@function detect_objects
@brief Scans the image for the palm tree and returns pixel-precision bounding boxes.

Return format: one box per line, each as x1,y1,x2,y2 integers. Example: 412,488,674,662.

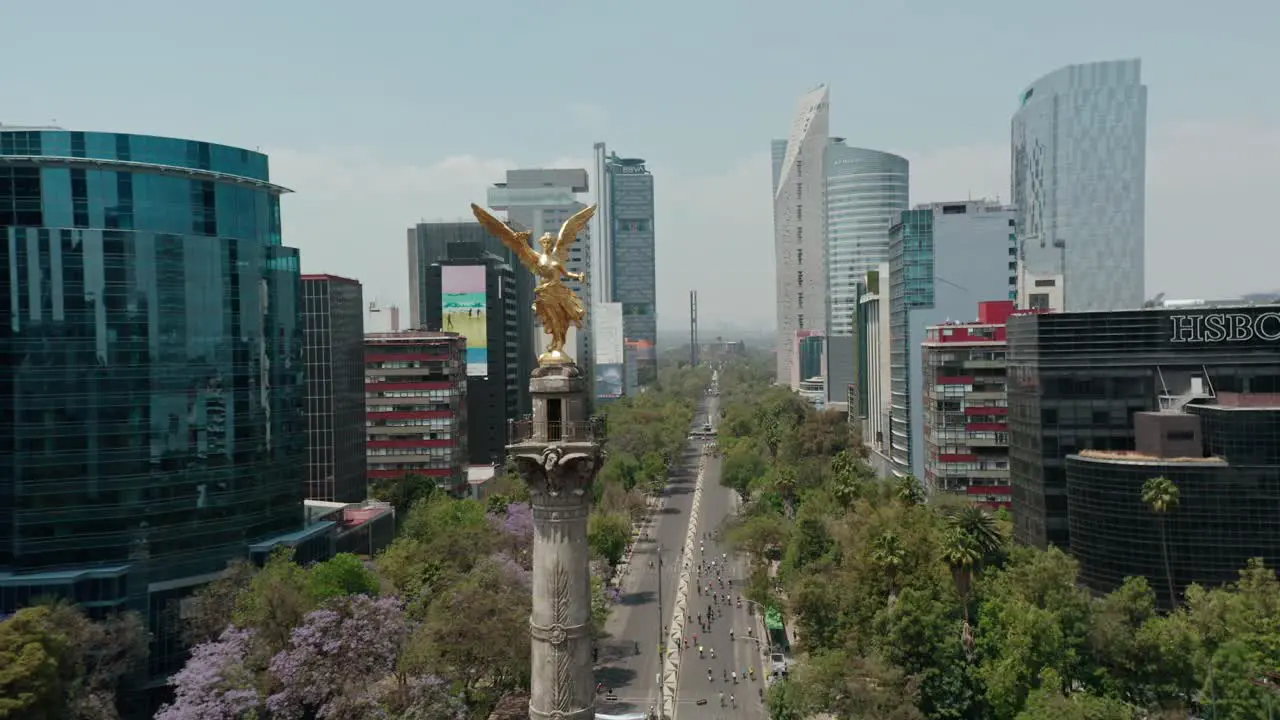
773,466,799,517
1142,476,1181,608
895,475,925,506
870,531,906,604
944,506,1002,561
941,528,982,655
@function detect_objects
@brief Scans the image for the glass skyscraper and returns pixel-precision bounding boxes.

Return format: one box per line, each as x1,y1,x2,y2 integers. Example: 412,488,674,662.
888,201,1017,477
825,140,908,404
594,145,657,384
1011,59,1147,312
0,129,309,679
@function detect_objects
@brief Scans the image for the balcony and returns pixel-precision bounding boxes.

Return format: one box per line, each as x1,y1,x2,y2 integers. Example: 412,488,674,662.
509,417,607,444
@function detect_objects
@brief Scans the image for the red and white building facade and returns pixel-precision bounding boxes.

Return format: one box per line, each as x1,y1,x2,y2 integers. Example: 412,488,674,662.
921,300,1016,509
364,331,468,493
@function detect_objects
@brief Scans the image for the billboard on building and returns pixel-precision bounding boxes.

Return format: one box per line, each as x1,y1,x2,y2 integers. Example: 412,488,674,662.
596,364,624,399
441,265,487,376
594,302,625,366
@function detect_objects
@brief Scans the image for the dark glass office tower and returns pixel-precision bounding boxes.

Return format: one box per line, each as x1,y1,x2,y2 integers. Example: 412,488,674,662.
419,246,520,467
1006,305,1280,549
302,274,367,503
0,129,308,683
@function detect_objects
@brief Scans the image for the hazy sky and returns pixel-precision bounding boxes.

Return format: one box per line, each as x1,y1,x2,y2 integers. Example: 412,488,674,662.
3,1,1277,331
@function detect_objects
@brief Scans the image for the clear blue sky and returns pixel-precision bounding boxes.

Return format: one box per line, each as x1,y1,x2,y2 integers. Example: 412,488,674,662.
3,0,1277,329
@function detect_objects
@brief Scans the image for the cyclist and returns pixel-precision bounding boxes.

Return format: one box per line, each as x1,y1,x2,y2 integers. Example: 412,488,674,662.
729,628,735,641
749,666,756,681
710,647,716,660
718,691,725,707
731,670,738,684
730,694,736,708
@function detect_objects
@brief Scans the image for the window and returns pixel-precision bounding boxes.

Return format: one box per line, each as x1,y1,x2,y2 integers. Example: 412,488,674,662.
796,205,802,221
798,293,804,307
797,271,804,285
797,248,803,263
1029,293,1051,310
1034,279,1056,288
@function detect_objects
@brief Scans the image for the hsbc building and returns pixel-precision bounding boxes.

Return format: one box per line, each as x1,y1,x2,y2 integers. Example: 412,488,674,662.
1004,304,1280,549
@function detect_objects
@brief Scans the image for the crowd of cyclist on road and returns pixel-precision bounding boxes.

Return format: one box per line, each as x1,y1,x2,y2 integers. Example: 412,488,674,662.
678,531,764,709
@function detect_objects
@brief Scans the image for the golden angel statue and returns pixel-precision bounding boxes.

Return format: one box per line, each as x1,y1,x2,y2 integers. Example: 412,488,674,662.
470,202,596,367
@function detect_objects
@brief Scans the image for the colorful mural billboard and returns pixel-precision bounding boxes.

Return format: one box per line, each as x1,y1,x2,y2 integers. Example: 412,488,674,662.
441,265,487,376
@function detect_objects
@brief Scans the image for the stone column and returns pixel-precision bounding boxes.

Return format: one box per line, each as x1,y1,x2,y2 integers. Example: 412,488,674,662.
509,365,603,720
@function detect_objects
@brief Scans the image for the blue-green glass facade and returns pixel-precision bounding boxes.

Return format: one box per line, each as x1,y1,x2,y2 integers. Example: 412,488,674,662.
797,335,825,382
0,130,306,678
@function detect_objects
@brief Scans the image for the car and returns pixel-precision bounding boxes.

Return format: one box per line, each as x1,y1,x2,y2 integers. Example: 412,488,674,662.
702,423,712,433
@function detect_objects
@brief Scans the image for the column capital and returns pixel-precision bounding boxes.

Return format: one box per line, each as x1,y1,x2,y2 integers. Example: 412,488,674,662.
512,445,601,503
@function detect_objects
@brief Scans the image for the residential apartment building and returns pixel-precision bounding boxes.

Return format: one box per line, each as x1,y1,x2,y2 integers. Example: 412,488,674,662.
771,85,830,387
594,144,657,383
1012,59,1147,312
888,201,1016,477
302,274,367,503
364,331,468,493
921,300,1016,508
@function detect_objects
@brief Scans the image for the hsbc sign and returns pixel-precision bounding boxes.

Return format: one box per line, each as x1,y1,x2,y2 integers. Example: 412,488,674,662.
1169,312,1280,344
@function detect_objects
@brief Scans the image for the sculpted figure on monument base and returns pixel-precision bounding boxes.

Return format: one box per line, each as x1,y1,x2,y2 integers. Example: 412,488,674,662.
512,445,598,501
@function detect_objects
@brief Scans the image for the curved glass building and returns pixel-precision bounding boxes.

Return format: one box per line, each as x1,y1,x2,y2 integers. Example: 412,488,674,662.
0,129,307,675
1011,59,1147,312
825,140,909,336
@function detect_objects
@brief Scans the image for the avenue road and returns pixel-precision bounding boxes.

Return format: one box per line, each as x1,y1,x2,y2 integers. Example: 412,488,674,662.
672,441,768,719
595,393,716,719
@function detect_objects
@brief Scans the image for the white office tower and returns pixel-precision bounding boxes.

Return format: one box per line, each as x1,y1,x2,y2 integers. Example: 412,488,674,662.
1012,59,1147,312
772,84,830,387
488,169,594,391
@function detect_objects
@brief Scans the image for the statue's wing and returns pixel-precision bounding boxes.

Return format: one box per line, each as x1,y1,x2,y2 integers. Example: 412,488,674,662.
470,203,537,270
553,204,596,262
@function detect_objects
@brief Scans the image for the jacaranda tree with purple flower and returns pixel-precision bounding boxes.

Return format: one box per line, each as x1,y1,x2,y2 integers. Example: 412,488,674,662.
266,594,408,719
490,501,533,570
155,626,262,720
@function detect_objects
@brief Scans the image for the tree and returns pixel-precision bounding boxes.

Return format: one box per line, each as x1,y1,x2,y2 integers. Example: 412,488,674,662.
156,626,262,720
0,606,76,720
307,552,381,602
491,502,534,569
1141,476,1181,608
369,472,438,514
231,548,316,656
266,595,408,719
417,555,532,704
1017,669,1136,720
895,475,925,506
588,511,631,568
0,603,148,720
871,531,907,603
182,559,257,646
45,603,149,719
